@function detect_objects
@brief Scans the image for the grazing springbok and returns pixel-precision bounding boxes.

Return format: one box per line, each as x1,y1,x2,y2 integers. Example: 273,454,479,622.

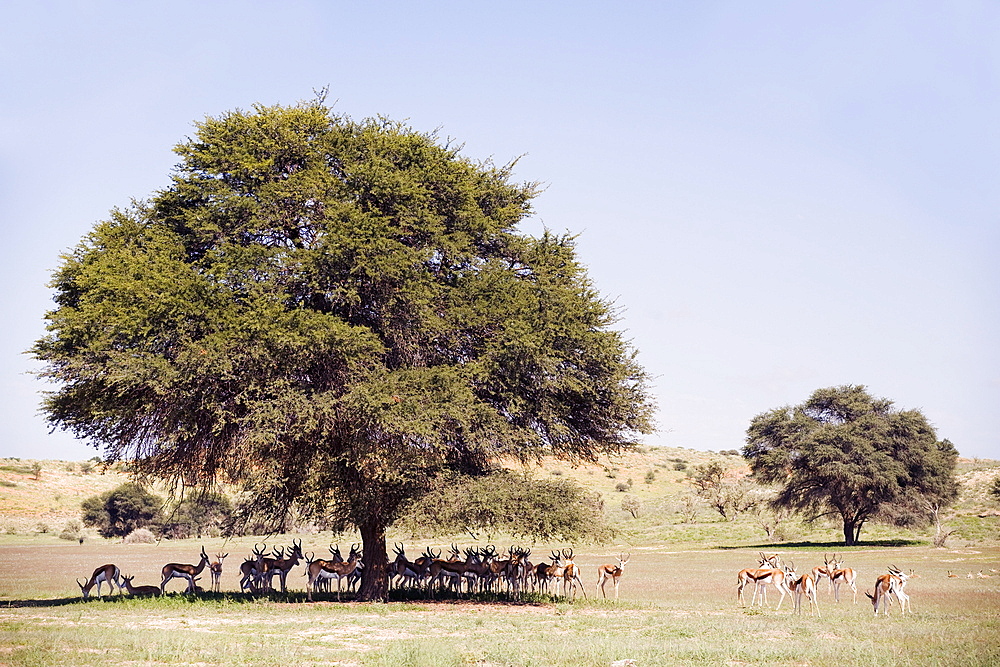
596,553,630,600
160,546,210,594
867,566,912,616
77,564,123,599
209,552,228,593
122,574,162,597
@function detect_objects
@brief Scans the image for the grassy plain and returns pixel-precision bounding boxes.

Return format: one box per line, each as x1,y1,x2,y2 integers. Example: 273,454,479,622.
1,452,999,666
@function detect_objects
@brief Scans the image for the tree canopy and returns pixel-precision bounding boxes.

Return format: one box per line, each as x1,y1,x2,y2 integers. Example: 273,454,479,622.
743,385,958,545
33,98,654,599
80,483,163,538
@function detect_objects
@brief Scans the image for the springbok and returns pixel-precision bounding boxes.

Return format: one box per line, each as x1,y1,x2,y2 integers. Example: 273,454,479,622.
596,553,630,600
160,546,210,594
209,552,228,593
77,564,123,599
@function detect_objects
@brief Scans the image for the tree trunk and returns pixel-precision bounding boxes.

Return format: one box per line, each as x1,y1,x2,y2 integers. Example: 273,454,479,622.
842,519,862,546
356,520,390,601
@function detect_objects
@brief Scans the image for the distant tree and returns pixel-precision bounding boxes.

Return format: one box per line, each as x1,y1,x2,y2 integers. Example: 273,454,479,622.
744,385,958,545
80,483,163,538
33,98,653,599
31,462,42,480
621,494,641,519
159,491,233,539
59,518,85,541
990,476,1000,503
689,461,757,520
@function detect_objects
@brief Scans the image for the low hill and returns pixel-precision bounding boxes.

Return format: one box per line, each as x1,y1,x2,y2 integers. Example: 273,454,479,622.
1,447,998,546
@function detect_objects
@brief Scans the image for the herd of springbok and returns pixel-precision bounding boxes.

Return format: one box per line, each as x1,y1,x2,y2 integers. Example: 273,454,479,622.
76,546,916,614
76,542,632,603
736,552,915,616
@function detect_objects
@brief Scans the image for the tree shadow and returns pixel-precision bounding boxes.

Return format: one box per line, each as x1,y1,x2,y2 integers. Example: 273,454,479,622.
715,539,927,550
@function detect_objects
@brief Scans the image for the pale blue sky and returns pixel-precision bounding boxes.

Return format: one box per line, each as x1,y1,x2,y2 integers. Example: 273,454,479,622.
1,1,997,460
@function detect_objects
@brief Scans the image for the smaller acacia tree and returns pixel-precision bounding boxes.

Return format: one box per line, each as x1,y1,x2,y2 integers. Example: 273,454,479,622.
398,471,611,543
744,385,958,545
689,461,757,521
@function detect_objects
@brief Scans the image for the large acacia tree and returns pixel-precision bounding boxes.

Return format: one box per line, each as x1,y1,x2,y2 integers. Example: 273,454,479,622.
33,99,654,599
744,385,957,545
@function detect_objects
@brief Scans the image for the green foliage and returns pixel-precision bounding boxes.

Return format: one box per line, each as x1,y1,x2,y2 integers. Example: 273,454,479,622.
80,483,164,538
744,385,959,545
33,97,653,598
59,518,85,541
398,471,611,542
991,475,1000,503
159,491,233,539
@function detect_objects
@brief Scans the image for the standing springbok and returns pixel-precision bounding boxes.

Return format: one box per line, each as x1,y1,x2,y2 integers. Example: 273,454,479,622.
828,554,858,604
160,546,210,594
209,552,228,593
786,562,820,616
596,553,630,600
867,566,912,616
77,564,123,599
561,548,587,599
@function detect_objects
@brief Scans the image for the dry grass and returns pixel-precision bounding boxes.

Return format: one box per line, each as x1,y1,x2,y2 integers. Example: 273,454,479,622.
1,539,998,666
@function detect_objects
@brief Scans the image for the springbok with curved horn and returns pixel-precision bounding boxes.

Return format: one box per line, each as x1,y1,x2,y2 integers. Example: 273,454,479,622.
829,553,858,604
867,565,912,616
160,546,210,594
561,548,587,599
596,553,630,600
786,561,820,616
77,564,123,599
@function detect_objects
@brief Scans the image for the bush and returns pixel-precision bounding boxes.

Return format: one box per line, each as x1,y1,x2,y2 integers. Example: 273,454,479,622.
621,495,642,518
644,470,656,483
673,462,687,471
615,481,630,492
124,527,157,544
398,471,612,543
35,522,50,534
59,518,85,541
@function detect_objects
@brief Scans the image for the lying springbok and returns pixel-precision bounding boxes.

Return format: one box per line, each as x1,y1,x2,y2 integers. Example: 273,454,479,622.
122,574,161,597
77,563,123,599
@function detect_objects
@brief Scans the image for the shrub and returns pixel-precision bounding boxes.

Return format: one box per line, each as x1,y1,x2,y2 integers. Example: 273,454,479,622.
621,495,642,518
673,462,687,471
59,518,84,541
615,481,630,492
124,527,157,544
644,470,656,483
35,522,50,534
